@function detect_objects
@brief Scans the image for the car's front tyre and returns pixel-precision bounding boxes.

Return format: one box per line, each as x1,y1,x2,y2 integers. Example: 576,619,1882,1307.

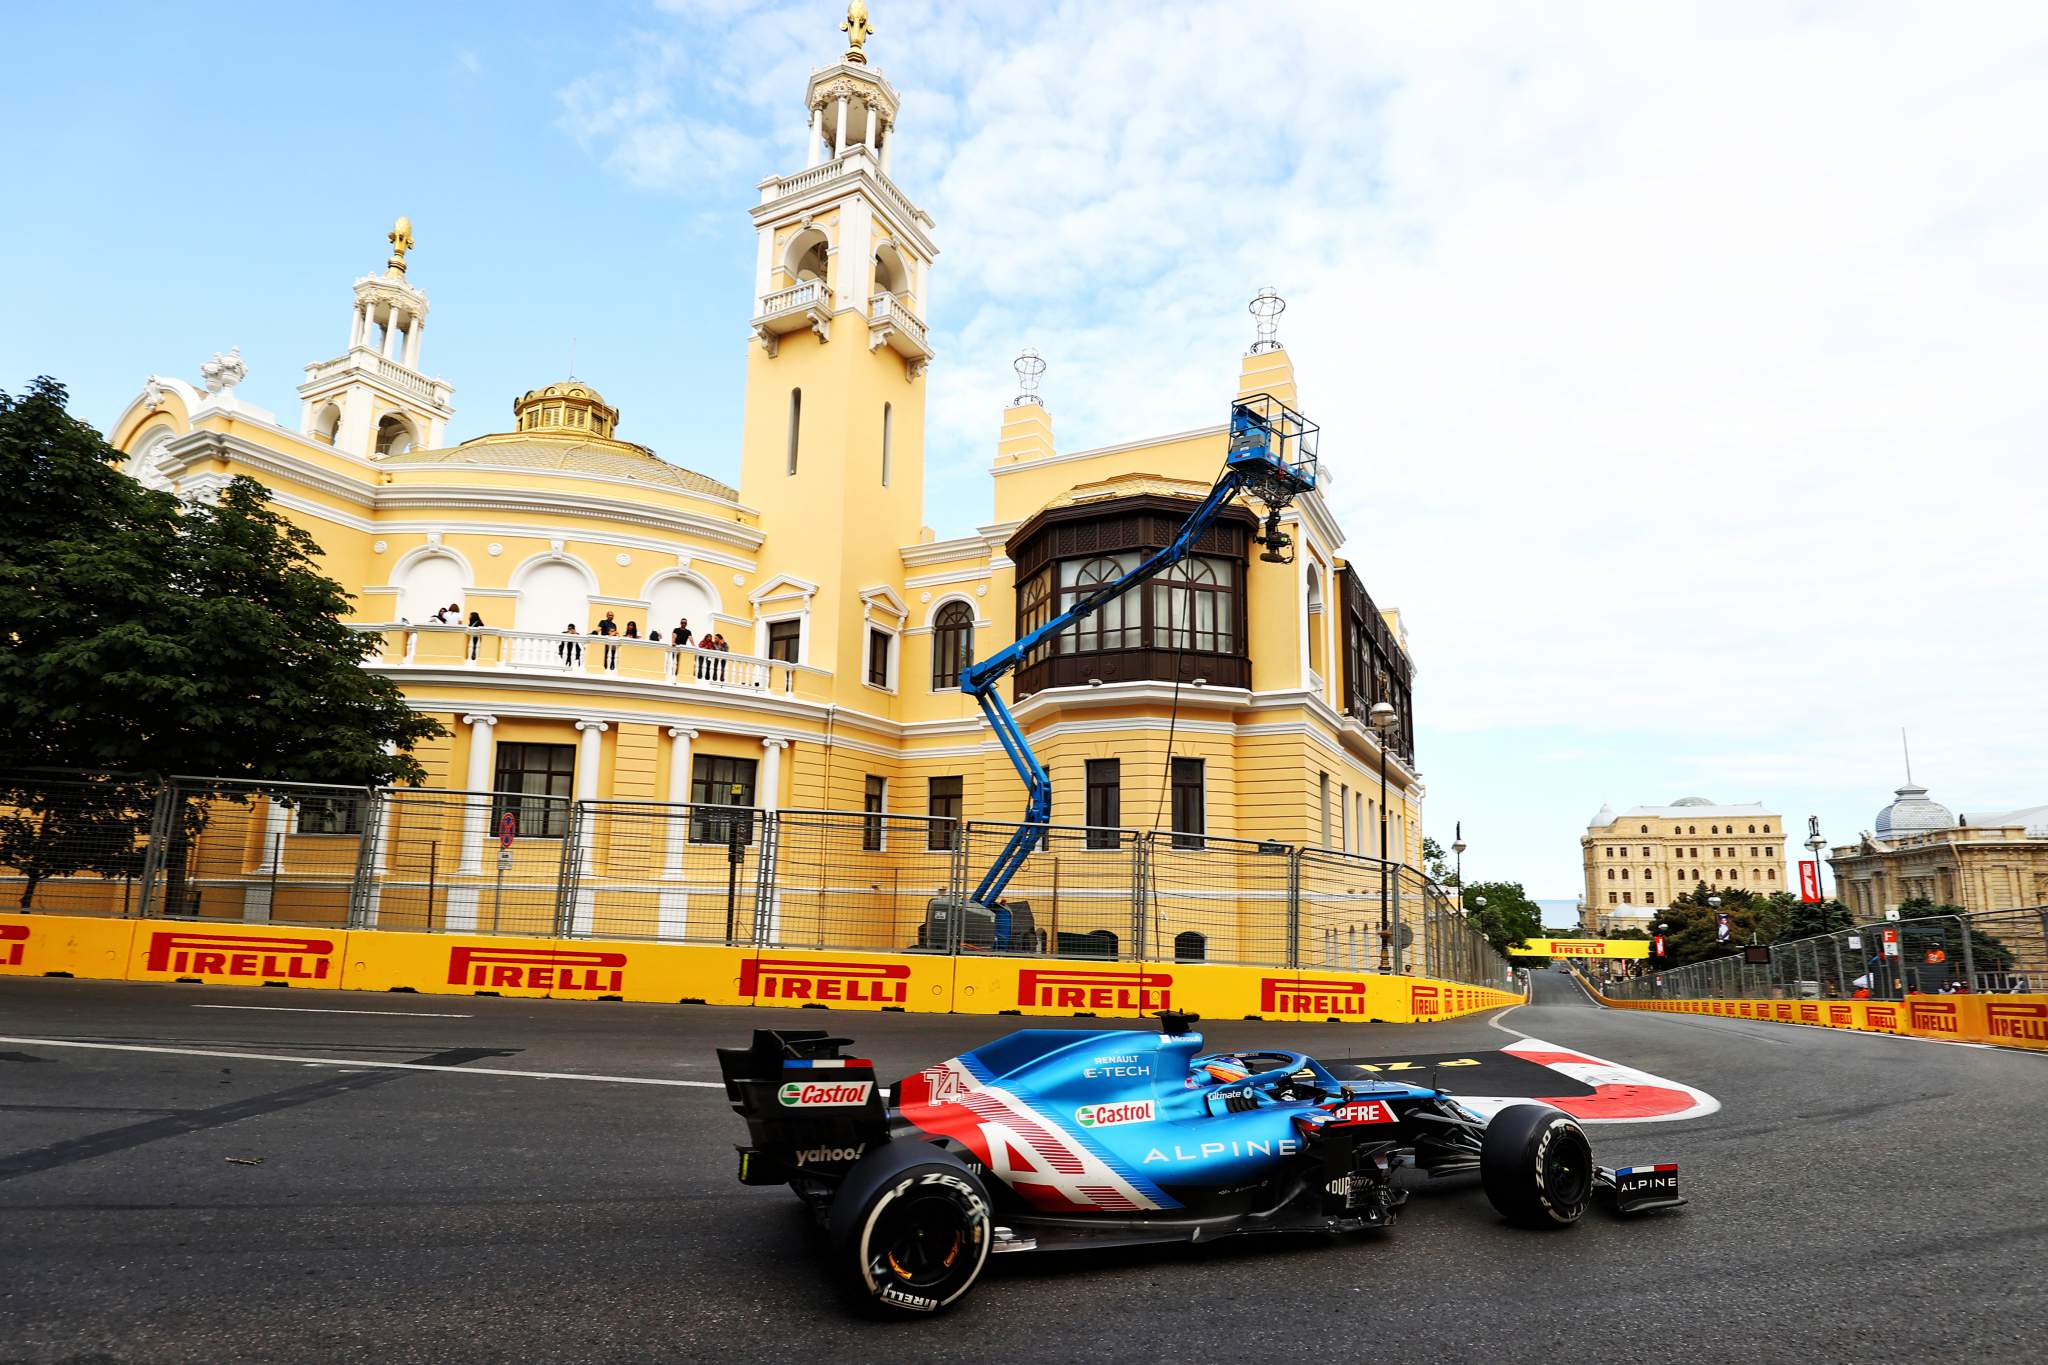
826,1139,992,1318
1480,1103,1592,1229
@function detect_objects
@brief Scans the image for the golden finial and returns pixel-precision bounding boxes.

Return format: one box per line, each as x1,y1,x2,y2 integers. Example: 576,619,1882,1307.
386,215,415,277
841,1,874,63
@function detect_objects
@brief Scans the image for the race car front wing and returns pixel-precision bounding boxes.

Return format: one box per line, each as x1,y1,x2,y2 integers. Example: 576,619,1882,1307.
1595,1163,1687,1216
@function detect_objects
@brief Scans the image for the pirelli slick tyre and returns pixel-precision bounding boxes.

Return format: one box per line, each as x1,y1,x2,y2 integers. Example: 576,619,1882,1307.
827,1139,992,1318
1480,1104,1592,1230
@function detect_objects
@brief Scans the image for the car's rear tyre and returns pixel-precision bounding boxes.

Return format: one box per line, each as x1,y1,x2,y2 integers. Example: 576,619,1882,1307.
826,1139,992,1318
1480,1103,1592,1229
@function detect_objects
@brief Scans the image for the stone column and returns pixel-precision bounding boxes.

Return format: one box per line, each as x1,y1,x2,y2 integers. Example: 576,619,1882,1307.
658,727,700,939
834,94,848,157
445,714,496,932
808,102,825,167
383,309,404,360
879,121,891,173
351,302,369,349
569,720,609,934
758,737,789,944
243,797,294,923
404,313,424,368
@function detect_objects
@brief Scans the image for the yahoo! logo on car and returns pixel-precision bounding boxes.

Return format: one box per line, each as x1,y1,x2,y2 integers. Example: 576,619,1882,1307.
1074,1099,1154,1128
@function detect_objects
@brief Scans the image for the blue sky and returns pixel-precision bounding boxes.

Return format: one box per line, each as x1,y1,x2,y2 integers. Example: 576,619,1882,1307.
6,2,2046,899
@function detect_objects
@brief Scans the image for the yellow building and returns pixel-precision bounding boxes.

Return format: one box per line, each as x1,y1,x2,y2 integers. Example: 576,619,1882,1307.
98,15,1426,952
1829,781,2048,917
1581,797,1787,931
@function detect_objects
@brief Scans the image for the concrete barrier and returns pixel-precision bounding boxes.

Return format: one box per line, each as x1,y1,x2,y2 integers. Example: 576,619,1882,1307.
1571,966,2048,1051
0,912,1521,1023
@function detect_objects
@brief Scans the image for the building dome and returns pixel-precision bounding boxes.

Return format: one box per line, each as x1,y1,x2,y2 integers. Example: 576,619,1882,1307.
513,381,620,440
1670,796,1713,807
1588,802,1616,828
1875,783,1955,839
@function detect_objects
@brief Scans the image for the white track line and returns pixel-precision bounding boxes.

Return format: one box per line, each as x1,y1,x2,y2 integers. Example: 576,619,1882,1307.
0,1036,725,1088
193,1005,472,1018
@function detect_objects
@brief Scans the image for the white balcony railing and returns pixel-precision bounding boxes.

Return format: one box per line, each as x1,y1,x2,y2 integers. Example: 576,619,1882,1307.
353,624,829,699
757,278,832,319
869,292,928,350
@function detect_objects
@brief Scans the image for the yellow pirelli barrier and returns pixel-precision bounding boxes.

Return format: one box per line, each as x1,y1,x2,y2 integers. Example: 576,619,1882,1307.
950,955,1521,1023
1,912,1521,1024
1573,966,2048,1051
0,914,135,981
126,920,347,989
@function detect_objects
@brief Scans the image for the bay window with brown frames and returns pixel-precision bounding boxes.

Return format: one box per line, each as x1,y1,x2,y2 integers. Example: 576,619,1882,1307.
1006,493,1255,696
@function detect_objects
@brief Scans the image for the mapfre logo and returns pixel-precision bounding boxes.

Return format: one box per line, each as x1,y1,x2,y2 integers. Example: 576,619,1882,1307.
1261,977,1369,1016
1908,998,1959,1034
1409,984,1441,1015
1,923,25,968
1330,1099,1397,1125
144,930,332,980
1075,1099,1154,1128
447,945,626,993
739,958,910,1004
1017,968,1171,1012
1986,1001,2048,1043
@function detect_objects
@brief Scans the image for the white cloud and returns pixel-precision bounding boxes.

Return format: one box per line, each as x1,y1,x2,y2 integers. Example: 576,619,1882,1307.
562,1,2048,890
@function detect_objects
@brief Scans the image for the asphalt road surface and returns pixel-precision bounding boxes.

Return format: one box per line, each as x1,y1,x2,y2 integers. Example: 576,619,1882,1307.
2,968,2044,1364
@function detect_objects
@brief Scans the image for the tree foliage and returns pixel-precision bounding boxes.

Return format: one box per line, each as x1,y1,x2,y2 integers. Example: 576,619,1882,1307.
1460,880,1544,956
0,378,443,898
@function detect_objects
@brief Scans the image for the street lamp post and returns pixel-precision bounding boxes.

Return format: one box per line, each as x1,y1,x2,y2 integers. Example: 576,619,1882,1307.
1368,700,1399,972
1452,824,1466,913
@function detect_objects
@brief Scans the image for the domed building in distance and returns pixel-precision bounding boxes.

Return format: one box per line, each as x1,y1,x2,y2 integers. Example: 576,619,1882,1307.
1579,797,1787,933
1829,774,2048,918
94,7,1426,949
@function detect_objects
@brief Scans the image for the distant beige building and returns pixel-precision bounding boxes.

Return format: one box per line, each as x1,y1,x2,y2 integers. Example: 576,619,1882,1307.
1830,781,2048,916
1580,797,1787,931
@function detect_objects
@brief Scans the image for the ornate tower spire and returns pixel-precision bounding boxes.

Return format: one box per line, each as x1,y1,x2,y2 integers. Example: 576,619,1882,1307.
386,215,415,277
841,1,874,64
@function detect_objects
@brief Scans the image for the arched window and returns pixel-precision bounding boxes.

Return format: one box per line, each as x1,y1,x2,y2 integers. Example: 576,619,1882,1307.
1687,825,1696,834
1174,931,1206,963
786,388,801,475
375,414,416,456
1148,555,1235,652
1748,824,1757,833
1763,824,1772,833
880,401,892,487
1607,869,1615,880
312,403,342,445
1711,825,1719,834
1640,824,1649,833
931,601,974,690
784,227,829,283
1061,554,1142,652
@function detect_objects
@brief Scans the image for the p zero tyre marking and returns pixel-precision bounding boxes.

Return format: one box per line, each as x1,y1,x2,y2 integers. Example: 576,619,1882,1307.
856,1171,990,1311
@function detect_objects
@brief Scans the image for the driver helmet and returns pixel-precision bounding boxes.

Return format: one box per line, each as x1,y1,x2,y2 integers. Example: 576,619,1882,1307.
1198,1055,1252,1084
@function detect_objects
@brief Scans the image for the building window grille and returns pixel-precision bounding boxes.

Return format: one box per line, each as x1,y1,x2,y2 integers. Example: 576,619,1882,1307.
867,628,892,688
931,601,973,690
1171,757,1205,850
1085,759,1121,850
927,776,962,851
491,741,574,839
862,775,886,851
689,754,758,844
766,619,801,663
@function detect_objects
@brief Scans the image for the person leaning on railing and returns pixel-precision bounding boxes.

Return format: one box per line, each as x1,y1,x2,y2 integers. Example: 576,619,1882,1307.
467,610,484,660
559,623,582,666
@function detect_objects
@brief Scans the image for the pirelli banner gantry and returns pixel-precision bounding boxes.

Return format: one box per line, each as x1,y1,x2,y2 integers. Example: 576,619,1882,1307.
1509,939,1652,959
1,913,1522,1024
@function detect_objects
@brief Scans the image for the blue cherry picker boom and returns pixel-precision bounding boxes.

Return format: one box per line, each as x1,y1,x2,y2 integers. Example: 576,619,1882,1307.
931,393,1319,952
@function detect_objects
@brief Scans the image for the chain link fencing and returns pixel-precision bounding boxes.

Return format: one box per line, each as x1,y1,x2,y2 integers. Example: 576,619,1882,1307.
0,770,1516,987
1605,907,2048,1002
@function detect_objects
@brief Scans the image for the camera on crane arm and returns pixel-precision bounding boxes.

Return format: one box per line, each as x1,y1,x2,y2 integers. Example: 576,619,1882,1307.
1227,393,1318,565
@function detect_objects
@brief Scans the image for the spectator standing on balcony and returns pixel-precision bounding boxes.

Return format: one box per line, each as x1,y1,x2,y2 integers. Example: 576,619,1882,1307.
467,610,485,661
560,623,582,666
597,610,619,670
673,618,693,648
704,631,728,682
623,620,640,666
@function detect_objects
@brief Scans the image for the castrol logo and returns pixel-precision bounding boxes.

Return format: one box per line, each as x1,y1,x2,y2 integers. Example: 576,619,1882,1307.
1074,1099,1155,1128
777,1080,873,1108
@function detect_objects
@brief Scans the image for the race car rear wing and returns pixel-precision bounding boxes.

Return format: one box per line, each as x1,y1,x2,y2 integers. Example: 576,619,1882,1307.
717,1029,890,1186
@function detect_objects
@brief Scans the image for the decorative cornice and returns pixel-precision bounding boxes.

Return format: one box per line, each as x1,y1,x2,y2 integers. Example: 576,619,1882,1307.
373,488,765,552
989,424,1229,477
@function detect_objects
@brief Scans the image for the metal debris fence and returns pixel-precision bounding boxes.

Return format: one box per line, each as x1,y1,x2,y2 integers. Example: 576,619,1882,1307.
1600,907,2048,1002
0,771,1514,987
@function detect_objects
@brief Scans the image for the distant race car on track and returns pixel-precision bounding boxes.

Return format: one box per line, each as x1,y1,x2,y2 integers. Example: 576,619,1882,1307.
718,1012,1685,1317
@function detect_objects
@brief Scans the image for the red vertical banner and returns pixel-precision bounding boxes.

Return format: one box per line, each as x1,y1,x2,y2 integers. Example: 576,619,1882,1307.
1798,860,1821,903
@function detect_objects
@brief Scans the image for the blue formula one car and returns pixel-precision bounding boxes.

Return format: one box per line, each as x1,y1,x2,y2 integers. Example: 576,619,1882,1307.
719,1013,1685,1317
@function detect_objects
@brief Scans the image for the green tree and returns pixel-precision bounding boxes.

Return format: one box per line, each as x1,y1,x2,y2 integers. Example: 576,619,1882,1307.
1422,836,1457,887
1461,880,1544,956
0,378,442,899
1894,896,2014,972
